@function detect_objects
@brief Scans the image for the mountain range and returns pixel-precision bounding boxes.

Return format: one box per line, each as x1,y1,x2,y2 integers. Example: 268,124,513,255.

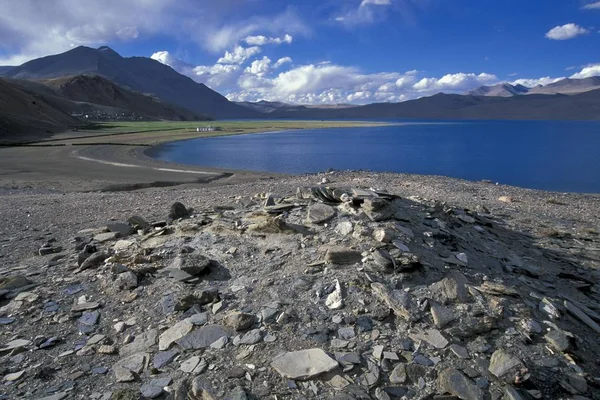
1,46,600,140
468,77,600,97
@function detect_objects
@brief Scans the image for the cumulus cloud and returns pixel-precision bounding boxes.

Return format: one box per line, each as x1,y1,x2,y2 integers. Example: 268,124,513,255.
273,57,292,69
582,1,600,9
217,46,261,64
510,77,565,87
413,73,497,92
0,0,173,65
570,63,600,79
244,34,293,46
545,23,589,40
245,57,272,77
0,1,309,64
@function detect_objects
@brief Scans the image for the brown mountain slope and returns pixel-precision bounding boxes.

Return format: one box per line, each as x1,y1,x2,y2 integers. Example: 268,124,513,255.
0,78,83,142
42,75,211,121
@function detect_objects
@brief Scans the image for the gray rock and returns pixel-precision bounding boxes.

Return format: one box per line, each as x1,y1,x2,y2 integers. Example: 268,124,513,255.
169,202,190,221
186,312,208,326
227,386,248,400
94,232,120,243
70,302,100,312
78,311,100,326
237,329,263,345
308,203,336,224
113,352,148,382
371,282,418,321
120,329,158,356
223,311,255,331
389,363,407,384
449,344,470,359
106,221,133,237
159,320,193,350
176,324,231,350
504,385,525,400
170,253,211,276
545,330,570,352
338,327,356,340
0,275,32,291
78,251,109,271
36,394,68,400
180,356,202,373
410,329,449,349
140,377,172,399
271,348,338,380
359,359,380,387
113,271,138,290
430,301,456,328
210,336,228,349
128,215,151,230
153,350,179,369
363,198,396,221
488,350,524,382
437,367,483,400
413,354,434,366
430,271,470,304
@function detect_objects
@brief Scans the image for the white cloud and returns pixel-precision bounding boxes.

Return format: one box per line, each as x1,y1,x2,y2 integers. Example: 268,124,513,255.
245,56,271,77
273,57,292,69
0,0,173,65
244,34,293,46
360,0,392,6
413,72,497,91
217,46,261,65
545,23,589,40
570,63,600,79
0,1,310,64
510,77,565,87
582,1,600,9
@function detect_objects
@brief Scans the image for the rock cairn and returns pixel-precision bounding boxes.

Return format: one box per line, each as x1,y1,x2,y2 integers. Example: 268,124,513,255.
1,184,599,399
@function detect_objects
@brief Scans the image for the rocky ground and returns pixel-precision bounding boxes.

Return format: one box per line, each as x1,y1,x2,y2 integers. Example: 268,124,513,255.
0,171,599,400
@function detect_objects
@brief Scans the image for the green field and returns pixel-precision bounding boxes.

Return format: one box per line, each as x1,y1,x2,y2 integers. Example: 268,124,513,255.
46,120,392,145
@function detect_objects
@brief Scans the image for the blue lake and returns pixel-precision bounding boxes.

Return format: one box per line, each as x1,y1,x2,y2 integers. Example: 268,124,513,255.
149,120,600,193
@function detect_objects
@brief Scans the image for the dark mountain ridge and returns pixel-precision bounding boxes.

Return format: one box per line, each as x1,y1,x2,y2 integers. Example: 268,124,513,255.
0,46,259,119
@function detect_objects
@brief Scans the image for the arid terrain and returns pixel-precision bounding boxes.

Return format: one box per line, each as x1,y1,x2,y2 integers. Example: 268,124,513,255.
1,168,599,399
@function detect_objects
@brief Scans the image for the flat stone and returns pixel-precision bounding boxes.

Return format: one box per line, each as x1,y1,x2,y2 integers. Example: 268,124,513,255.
373,228,395,243
107,221,134,237
271,348,338,380
545,330,570,352
140,377,172,399
79,310,100,326
210,336,228,349
414,354,434,366
159,320,193,350
1,339,31,353
237,329,263,345
186,312,208,326
0,275,32,291
437,368,483,400
504,386,525,400
153,350,179,369
389,363,407,384
430,272,470,304
449,344,470,359
120,329,158,356
488,350,523,382
308,203,336,224
36,394,68,400
0,317,15,325
223,311,255,331
94,232,120,243
430,302,456,328
180,356,201,373
175,324,231,350
410,329,449,349
371,282,417,321
3,370,25,381
114,240,134,250
113,352,148,382
325,279,343,310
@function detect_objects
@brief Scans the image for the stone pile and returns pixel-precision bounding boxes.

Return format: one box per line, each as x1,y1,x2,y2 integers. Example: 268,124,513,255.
1,183,599,399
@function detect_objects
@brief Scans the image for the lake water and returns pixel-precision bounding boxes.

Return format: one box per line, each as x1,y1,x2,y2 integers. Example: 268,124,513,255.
149,120,600,193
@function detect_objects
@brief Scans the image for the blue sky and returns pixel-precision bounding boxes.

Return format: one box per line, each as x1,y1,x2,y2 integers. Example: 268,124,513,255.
1,0,599,104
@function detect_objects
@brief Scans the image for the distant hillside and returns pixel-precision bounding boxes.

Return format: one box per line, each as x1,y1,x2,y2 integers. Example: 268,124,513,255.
0,66,14,74
469,76,600,97
268,89,600,120
0,78,83,142
235,100,356,113
43,75,211,121
0,46,259,119
468,83,529,97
